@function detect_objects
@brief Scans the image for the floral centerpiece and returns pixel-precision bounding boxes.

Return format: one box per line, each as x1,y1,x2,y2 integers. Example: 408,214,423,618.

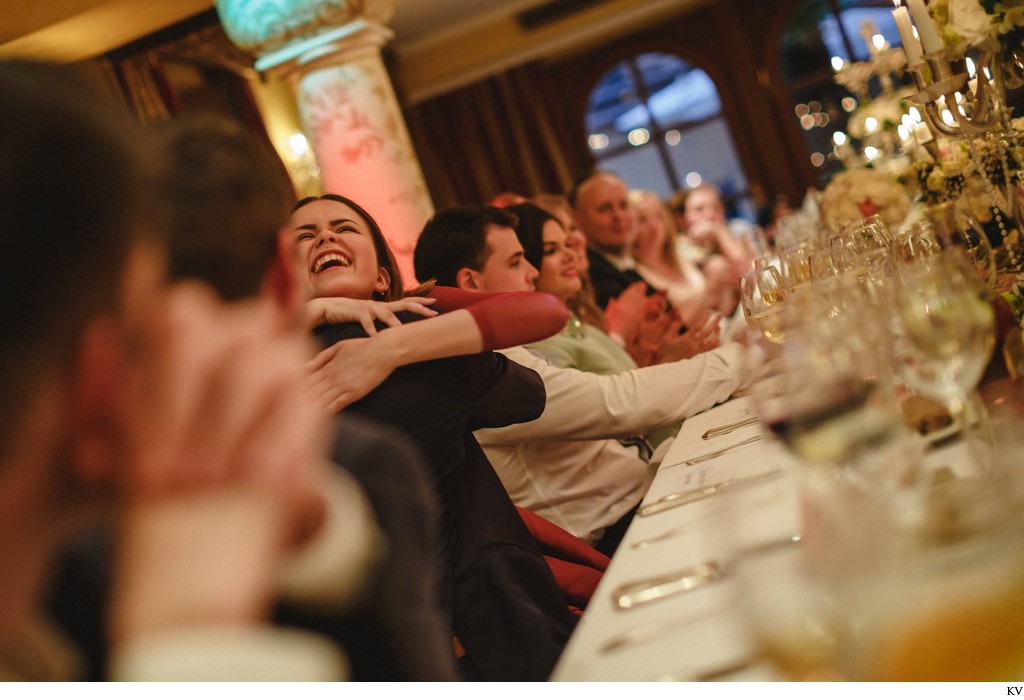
932,0,1024,55
820,166,913,230
905,120,1024,283
908,134,1014,221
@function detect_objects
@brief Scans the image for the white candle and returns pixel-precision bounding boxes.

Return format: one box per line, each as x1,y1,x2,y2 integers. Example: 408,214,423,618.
893,7,924,64
913,121,934,144
906,0,945,54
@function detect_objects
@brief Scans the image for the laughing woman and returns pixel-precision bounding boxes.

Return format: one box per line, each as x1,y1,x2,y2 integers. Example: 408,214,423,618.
286,194,576,681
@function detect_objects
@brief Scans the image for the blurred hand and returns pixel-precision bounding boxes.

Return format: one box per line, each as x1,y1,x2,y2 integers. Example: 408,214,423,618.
116,283,328,511
107,282,333,643
623,291,671,367
657,305,721,363
604,281,650,342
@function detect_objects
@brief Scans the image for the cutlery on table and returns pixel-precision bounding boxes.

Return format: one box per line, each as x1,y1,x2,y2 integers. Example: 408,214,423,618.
637,469,784,518
701,416,759,440
611,534,801,611
661,434,766,470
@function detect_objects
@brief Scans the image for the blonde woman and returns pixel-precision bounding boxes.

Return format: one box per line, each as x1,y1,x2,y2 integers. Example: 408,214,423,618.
629,189,707,310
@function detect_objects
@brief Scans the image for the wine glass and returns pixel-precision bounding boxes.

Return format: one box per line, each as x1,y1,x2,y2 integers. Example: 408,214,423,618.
807,250,837,283
779,243,814,290
837,413,1024,680
748,274,905,471
894,253,996,419
739,266,788,344
890,222,941,267
927,202,997,289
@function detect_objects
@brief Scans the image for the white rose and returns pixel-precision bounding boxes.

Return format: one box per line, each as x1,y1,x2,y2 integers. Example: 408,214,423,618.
948,0,996,45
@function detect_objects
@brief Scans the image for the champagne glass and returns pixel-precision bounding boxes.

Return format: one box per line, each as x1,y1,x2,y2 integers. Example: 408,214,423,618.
927,202,997,289
807,250,836,283
740,266,787,344
779,243,813,290
890,222,941,267
894,253,996,419
750,276,904,470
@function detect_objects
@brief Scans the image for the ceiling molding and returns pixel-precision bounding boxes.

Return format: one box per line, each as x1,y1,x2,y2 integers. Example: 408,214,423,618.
394,0,710,104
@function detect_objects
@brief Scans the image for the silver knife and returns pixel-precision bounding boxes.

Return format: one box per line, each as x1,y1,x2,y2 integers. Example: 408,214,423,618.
612,534,801,611
660,434,767,470
683,434,766,466
612,559,728,611
637,469,784,518
701,416,759,440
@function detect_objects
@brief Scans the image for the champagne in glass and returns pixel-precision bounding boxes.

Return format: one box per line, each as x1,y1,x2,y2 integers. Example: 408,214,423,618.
740,266,788,344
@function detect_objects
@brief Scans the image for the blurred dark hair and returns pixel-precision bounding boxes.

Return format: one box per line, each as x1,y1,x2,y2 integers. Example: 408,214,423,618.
291,194,405,301
157,116,295,301
505,202,559,271
413,205,518,287
0,60,151,453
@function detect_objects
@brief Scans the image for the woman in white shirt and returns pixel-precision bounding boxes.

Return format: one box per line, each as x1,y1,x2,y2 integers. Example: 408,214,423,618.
629,189,707,309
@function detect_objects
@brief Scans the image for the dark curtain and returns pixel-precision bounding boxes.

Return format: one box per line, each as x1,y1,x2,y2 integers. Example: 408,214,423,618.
404,61,593,209
103,53,176,124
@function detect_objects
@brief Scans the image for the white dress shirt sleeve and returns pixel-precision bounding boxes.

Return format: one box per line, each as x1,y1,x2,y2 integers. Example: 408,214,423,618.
477,343,747,444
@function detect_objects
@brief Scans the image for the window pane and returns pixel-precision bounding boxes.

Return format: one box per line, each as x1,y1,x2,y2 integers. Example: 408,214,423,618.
586,52,754,219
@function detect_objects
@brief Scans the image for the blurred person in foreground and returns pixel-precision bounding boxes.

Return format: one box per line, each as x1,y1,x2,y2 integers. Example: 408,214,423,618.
0,60,343,680
50,116,458,681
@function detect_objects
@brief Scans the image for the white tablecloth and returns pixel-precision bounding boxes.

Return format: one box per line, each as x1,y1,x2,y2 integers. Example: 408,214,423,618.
551,396,969,682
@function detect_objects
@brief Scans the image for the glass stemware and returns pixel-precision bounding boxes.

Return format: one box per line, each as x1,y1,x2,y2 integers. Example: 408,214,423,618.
925,201,997,289
890,222,941,267
739,266,788,344
894,253,996,419
747,276,904,471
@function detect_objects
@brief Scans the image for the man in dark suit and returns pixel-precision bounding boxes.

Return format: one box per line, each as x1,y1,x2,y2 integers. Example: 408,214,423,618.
568,170,651,309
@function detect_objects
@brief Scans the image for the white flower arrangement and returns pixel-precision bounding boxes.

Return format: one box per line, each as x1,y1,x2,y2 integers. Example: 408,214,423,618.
819,167,913,230
846,95,910,139
932,0,1024,50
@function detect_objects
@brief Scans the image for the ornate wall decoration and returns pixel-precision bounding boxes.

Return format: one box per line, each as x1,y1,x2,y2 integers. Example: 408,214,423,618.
216,0,394,56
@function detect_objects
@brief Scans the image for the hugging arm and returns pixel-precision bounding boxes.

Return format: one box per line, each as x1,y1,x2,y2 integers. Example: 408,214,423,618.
308,288,567,412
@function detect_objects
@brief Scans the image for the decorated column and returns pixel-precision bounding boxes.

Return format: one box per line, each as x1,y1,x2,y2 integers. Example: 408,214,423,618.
217,0,433,282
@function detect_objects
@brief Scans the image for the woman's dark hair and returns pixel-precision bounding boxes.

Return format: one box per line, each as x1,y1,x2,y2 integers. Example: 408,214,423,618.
291,194,405,301
505,202,559,272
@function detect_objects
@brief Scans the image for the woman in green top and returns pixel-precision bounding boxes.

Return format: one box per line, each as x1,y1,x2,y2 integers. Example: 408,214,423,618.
506,202,721,446
507,202,638,375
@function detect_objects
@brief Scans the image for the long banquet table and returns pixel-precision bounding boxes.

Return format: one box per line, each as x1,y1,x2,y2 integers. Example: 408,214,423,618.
550,394,984,682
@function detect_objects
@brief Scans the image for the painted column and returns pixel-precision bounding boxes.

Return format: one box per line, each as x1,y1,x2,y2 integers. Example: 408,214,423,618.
217,0,433,283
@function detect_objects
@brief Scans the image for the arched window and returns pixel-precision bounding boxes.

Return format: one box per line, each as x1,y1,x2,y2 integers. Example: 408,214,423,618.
584,52,755,222
780,0,913,184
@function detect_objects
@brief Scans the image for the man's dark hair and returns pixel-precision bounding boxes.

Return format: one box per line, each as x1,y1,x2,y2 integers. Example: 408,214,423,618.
157,116,295,301
413,205,518,287
0,60,150,454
